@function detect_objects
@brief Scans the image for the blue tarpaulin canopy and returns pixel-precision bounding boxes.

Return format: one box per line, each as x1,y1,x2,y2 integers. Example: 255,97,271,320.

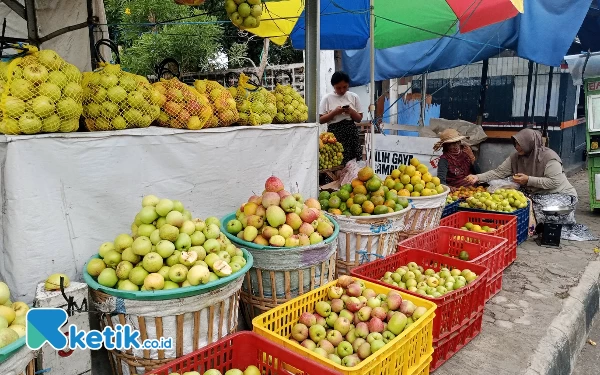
286,0,591,86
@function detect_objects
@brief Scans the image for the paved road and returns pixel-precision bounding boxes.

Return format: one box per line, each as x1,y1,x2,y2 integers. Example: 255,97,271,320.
573,313,600,374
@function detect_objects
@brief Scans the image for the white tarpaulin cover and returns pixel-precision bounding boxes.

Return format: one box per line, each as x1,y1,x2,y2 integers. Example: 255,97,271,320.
0,124,319,303
0,0,109,72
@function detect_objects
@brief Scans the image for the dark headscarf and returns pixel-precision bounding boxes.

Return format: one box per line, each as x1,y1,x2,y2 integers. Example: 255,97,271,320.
510,129,560,177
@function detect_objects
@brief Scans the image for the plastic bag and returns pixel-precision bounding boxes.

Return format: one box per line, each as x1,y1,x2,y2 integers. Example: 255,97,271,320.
0,46,83,134
229,73,276,126
193,79,239,127
271,84,308,124
153,78,213,130
82,63,161,131
487,178,520,193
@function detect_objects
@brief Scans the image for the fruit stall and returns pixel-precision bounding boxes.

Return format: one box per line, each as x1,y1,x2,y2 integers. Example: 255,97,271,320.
0,9,524,375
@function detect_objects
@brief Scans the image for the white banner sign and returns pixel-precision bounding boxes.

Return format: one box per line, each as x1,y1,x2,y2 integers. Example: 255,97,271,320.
366,134,442,178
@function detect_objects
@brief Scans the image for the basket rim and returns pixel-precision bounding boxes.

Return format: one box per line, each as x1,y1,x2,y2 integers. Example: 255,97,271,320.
0,336,26,362
325,203,411,220
83,248,253,300
252,277,437,372
220,212,340,251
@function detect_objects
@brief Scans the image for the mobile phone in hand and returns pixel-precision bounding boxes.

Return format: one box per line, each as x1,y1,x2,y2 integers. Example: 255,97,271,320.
342,105,349,109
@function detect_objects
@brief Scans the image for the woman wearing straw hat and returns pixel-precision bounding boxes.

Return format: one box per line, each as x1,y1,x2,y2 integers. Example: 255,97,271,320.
434,129,479,188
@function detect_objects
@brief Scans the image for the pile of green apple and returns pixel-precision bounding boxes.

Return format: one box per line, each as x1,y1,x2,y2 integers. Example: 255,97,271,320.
0,282,29,348
458,188,528,212
290,276,428,367
380,262,478,298
225,176,335,247
0,49,83,134
170,366,260,375
82,64,161,131
86,195,248,292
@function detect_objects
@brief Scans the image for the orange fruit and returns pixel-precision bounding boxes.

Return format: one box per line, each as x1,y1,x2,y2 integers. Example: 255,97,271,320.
405,166,416,177
422,173,432,183
362,200,375,213
432,177,441,186
405,184,414,192
371,195,385,206
391,169,401,179
385,199,396,208
346,198,354,207
351,179,364,188
410,158,420,167
399,189,410,197
411,191,421,197
353,185,367,195
358,167,375,182
400,174,411,185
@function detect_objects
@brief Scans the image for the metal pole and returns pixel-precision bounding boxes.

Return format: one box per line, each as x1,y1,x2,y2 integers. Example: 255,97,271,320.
543,66,554,139
418,73,427,127
531,63,539,125
23,0,38,45
523,60,534,127
369,0,376,169
389,78,398,125
476,59,489,125
305,0,320,124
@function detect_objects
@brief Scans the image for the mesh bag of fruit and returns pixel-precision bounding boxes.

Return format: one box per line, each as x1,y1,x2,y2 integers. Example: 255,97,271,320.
271,84,308,124
0,46,83,134
153,78,213,130
319,132,344,169
230,73,276,126
193,79,239,127
225,0,263,29
82,63,161,131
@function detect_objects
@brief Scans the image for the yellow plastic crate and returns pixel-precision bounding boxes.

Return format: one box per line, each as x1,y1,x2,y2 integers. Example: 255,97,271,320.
252,277,436,375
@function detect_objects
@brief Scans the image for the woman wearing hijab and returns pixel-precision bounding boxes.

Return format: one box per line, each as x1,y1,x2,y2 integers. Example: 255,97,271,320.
465,129,589,239
434,129,479,188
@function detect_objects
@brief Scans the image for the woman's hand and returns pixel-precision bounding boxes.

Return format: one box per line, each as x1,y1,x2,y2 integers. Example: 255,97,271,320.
512,173,529,185
333,106,345,115
464,175,478,185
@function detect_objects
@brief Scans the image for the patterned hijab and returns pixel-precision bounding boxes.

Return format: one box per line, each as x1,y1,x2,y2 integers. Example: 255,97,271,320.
510,129,560,178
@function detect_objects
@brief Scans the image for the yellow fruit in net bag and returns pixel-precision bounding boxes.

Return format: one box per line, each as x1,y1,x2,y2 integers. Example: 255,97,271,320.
0,47,84,134
271,84,308,124
233,73,274,126
154,78,214,130
82,64,160,131
193,79,239,127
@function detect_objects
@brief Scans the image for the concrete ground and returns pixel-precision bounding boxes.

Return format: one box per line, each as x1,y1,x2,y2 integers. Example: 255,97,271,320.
435,171,600,375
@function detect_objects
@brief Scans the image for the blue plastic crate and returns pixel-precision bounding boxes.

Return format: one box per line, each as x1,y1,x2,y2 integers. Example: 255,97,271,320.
441,199,460,218
457,201,529,245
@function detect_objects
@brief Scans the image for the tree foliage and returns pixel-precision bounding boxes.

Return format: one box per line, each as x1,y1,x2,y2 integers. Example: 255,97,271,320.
104,0,303,76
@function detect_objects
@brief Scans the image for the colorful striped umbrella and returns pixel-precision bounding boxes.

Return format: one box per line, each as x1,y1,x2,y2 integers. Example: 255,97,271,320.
248,0,522,50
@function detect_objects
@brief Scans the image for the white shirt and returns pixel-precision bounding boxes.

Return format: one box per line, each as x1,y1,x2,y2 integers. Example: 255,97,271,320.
319,91,362,124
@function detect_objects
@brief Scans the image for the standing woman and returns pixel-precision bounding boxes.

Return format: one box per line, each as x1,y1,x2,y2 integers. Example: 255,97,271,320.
319,71,363,165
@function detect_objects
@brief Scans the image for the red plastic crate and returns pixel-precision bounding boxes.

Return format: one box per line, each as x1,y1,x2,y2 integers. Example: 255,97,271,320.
431,310,483,370
397,226,506,279
440,211,517,269
350,249,488,343
148,332,338,375
485,271,503,301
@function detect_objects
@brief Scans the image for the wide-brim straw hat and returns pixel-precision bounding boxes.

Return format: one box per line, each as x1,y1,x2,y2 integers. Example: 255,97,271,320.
433,128,468,151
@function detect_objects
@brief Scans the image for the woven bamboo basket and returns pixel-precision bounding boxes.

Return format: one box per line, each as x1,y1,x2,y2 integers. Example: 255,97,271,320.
240,237,338,327
90,276,243,375
397,185,450,242
327,206,411,276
